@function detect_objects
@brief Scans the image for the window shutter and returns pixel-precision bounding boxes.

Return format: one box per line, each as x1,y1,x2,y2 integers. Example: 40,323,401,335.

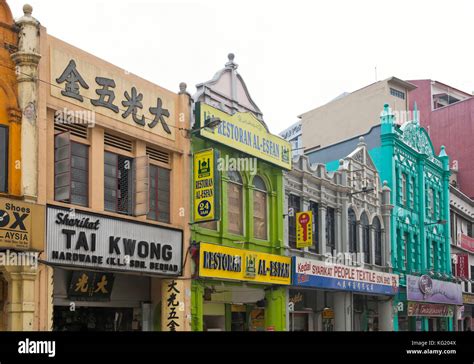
54,132,72,202
133,155,150,216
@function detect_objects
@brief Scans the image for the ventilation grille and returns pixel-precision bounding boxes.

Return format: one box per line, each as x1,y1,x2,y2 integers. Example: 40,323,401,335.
146,146,170,164
54,122,88,139
104,132,133,153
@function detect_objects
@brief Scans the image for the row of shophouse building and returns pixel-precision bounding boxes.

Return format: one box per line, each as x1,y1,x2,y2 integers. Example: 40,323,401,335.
0,1,473,332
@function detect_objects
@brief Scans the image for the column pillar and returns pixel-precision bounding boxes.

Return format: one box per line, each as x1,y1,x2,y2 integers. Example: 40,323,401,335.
320,205,327,256
334,292,352,331
1,265,38,331
378,299,394,331
11,5,41,202
265,287,286,331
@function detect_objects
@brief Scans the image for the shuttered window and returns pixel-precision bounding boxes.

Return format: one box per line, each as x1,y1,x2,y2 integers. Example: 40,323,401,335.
104,152,133,215
54,132,89,206
148,165,170,223
253,176,267,240
227,171,243,235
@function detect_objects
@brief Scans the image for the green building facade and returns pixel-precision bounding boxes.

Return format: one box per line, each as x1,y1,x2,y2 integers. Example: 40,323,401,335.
190,55,291,331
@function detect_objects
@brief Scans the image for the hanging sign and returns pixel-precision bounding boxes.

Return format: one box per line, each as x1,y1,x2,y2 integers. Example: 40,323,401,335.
296,211,313,248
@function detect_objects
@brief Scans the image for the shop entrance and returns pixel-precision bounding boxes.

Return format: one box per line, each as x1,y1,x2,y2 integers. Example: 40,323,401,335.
53,306,136,331
202,284,267,332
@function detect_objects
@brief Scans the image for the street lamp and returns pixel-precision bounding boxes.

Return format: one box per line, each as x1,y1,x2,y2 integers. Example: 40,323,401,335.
180,117,222,138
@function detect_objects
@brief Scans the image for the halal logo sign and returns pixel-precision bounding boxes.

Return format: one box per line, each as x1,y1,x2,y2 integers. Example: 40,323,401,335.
419,275,433,296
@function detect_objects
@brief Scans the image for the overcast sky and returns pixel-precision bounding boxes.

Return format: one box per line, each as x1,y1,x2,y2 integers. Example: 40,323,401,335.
8,0,474,134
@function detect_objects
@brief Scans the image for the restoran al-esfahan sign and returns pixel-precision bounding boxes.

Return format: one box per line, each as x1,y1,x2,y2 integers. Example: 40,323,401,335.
46,206,183,276
195,102,292,170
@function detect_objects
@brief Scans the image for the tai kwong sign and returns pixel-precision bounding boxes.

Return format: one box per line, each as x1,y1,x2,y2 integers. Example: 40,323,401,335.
46,206,183,276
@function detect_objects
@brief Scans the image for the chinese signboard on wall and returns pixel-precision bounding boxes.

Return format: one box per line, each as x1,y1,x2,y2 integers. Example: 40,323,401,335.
195,102,291,170
161,279,185,331
50,47,176,140
456,253,469,279
292,257,399,295
459,233,474,253
0,198,45,250
406,274,462,305
198,243,291,285
68,271,115,301
296,211,313,248
46,206,183,276
193,149,219,223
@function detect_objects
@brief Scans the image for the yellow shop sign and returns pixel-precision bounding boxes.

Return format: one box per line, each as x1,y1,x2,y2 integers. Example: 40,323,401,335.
0,198,45,250
199,243,291,285
195,102,292,170
193,149,219,223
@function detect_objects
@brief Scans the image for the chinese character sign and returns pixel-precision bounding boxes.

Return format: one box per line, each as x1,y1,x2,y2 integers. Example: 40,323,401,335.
67,271,115,301
162,279,185,331
296,211,313,248
50,47,177,140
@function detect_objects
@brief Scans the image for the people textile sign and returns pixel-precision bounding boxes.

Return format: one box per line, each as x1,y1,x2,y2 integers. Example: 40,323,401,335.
46,206,183,276
193,149,219,223
406,274,462,305
292,257,399,295
195,102,291,170
296,211,313,248
0,198,45,250
198,243,291,285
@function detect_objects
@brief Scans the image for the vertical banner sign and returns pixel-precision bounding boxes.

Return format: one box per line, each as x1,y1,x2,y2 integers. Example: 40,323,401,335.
296,211,313,248
457,254,469,279
193,149,219,223
162,279,185,331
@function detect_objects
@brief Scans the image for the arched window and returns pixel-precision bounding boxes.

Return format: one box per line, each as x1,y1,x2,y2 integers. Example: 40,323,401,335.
348,208,357,253
227,171,243,235
253,175,267,240
361,213,370,264
373,217,382,265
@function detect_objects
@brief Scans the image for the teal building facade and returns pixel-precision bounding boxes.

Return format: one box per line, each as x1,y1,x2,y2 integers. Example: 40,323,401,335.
305,104,461,331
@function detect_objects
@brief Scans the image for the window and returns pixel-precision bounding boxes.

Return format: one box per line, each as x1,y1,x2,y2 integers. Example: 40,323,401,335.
361,213,370,264
227,171,243,235
0,126,8,193
402,233,409,271
373,217,382,266
430,241,436,270
326,207,335,253
54,132,89,206
148,165,170,223
104,152,133,215
468,223,473,238
253,176,267,240
409,177,415,209
428,188,434,218
309,201,319,253
348,208,357,253
288,195,301,248
471,266,474,293
400,173,407,207
390,87,405,100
